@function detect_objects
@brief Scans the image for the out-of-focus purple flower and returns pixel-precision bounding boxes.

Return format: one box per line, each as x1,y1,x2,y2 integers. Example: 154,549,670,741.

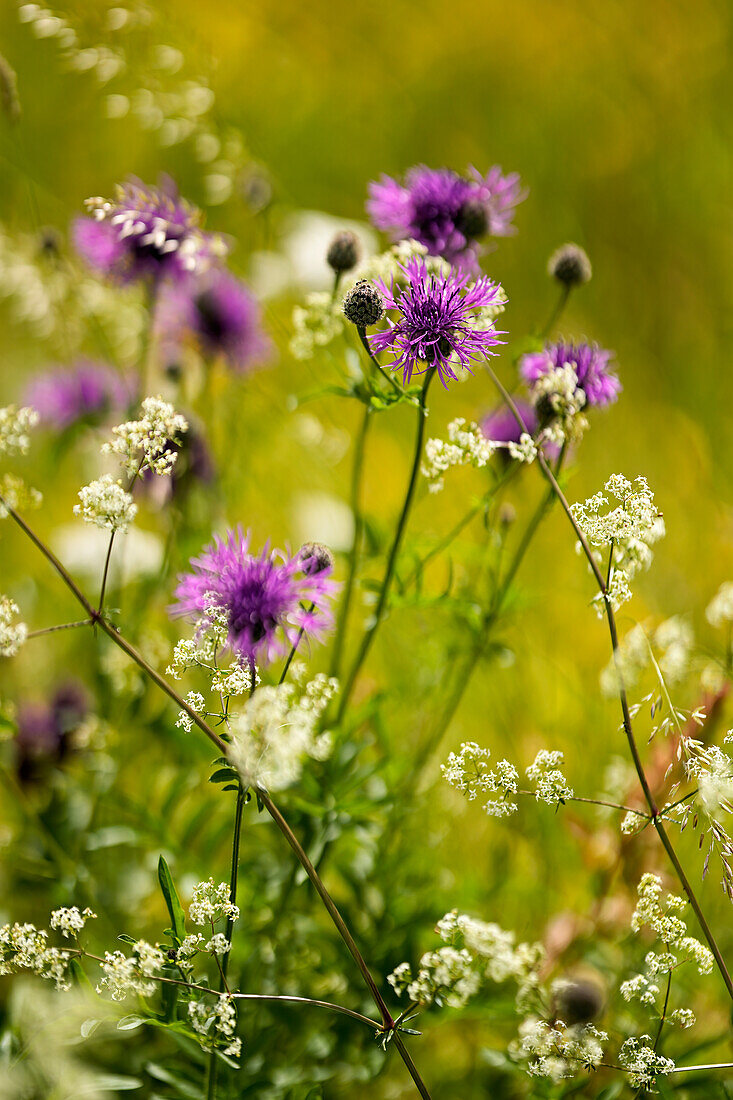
154,269,270,373
171,528,337,666
367,165,525,270
482,399,538,444
15,681,88,781
73,178,228,285
23,360,136,430
481,398,560,461
140,420,216,506
520,341,621,408
369,258,505,388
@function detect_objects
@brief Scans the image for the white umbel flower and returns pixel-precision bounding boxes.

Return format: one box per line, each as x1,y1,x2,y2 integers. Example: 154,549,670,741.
74,474,137,532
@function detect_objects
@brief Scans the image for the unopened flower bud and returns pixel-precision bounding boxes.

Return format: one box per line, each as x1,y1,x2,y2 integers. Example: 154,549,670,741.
326,230,360,274
343,281,384,328
299,542,335,576
553,977,604,1025
456,198,488,240
547,243,592,287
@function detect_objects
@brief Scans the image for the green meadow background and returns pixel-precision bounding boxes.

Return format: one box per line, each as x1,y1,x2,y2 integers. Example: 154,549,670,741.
0,1,731,1096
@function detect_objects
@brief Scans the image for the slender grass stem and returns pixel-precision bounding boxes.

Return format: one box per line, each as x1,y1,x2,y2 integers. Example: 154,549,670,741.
540,284,571,339
330,405,371,679
336,369,435,721
207,779,248,1099
79,951,381,1029
407,444,566,784
483,362,733,1006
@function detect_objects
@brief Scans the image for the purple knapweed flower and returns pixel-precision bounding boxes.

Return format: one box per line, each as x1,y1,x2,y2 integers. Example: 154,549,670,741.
520,341,621,408
23,360,136,430
369,257,505,388
16,682,88,782
171,528,337,666
73,178,227,285
367,164,525,270
154,269,270,373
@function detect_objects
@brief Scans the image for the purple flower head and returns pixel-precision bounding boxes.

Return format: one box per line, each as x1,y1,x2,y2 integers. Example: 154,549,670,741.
367,164,525,270
171,528,338,666
23,360,136,430
16,681,88,782
520,341,621,408
369,258,505,388
155,269,271,373
73,178,228,285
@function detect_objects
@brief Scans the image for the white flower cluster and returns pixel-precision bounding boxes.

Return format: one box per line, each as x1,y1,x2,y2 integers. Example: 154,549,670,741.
0,595,27,657
571,474,664,614
227,675,338,791
189,995,241,1057
0,472,43,519
350,239,452,289
422,419,497,492
188,879,240,926
707,582,733,629
441,741,519,817
97,940,167,1001
513,1017,607,1082
0,404,38,457
0,921,74,990
74,474,137,532
49,907,96,939
389,909,543,1011
103,396,188,477
176,691,206,732
506,433,538,464
525,750,573,805
290,292,345,360
621,874,713,1021
529,364,587,446
618,1036,675,1088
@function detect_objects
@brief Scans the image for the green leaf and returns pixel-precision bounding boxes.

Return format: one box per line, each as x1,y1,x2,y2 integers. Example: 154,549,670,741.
80,1017,103,1038
209,767,238,784
157,855,186,943
93,1074,143,1091
117,1015,145,1031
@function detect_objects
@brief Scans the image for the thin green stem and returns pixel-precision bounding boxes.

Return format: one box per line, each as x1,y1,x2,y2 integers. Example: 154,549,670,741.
356,326,403,397
540,283,571,339
279,605,314,686
330,405,371,679
483,362,733,1007
208,780,248,1099
26,619,92,639
407,444,566,783
79,951,381,1029
337,369,435,721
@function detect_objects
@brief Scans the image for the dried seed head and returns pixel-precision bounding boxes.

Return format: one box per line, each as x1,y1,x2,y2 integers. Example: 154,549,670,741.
326,230,360,274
